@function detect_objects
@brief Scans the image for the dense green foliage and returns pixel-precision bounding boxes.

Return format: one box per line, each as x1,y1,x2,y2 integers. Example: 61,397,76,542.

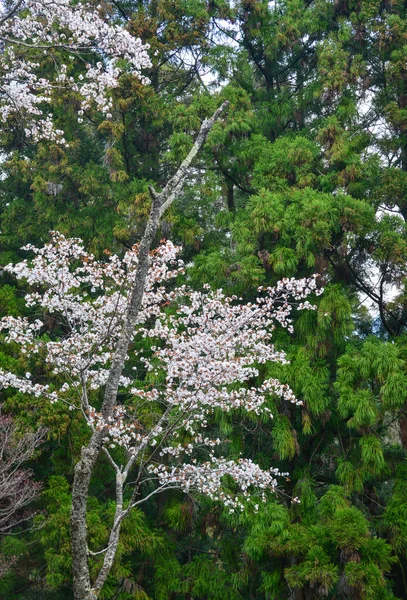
3,0,407,598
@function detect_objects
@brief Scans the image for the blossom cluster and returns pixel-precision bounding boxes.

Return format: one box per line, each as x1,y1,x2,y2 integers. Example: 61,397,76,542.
0,233,322,508
148,457,288,513
1,232,182,397
0,0,151,142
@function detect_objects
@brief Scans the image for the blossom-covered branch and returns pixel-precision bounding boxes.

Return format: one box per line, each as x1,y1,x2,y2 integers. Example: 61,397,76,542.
0,0,151,142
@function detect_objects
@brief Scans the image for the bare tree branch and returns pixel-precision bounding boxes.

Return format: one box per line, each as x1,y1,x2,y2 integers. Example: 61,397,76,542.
0,412,45,577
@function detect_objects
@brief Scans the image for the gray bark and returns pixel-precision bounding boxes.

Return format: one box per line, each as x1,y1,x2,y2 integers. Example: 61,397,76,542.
71,101,229,600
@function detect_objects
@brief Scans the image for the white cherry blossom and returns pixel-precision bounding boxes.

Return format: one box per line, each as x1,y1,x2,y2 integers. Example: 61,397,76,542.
0,0,151,142
0,232,322,510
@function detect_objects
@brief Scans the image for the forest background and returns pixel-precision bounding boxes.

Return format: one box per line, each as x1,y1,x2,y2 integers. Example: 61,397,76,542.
2,0,407,598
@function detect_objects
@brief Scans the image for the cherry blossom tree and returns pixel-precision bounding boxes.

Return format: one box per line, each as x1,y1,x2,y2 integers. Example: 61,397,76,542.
0,0,151,143
0,232,321,596
0,102,322,598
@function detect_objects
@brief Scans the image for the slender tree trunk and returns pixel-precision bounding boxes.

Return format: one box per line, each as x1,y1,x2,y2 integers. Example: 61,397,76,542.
71,431,105,600
70,102,229,600
92,473,125,594
71,199,161,600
